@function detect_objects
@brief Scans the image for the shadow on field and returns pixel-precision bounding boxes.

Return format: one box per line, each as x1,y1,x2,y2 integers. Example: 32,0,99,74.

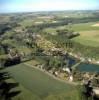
0,82,21,99
0,72,10,81
0,68,21,100
93,95,99,100
4,57,21,67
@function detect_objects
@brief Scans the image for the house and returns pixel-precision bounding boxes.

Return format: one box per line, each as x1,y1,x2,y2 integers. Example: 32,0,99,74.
69,75,73,82
96,61,99,64
93,87,99,96
62,67,71,74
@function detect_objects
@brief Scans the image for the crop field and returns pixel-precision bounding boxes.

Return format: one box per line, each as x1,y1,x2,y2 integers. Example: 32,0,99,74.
4,63,80,100
72,30,99,47
43,22,99,32
20,19,35,27
71,22,99,47
43,22,99,47
69,22,99,32
4,79,39,100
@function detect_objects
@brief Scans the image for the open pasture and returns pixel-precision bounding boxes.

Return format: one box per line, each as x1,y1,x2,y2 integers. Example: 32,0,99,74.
72,30,99,47
4,63,80,100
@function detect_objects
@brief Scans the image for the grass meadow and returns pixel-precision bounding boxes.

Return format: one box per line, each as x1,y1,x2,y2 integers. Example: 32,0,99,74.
43,22,99,47
3,63,81,100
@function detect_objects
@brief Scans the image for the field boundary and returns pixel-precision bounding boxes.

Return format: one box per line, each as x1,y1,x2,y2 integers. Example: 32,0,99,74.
24,63,78,86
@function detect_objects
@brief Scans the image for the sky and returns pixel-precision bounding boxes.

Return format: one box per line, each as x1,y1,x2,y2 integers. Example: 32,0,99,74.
0,0,99,13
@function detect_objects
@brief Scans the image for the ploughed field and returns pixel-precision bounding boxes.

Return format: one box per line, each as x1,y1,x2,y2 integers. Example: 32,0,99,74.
4,63,80,100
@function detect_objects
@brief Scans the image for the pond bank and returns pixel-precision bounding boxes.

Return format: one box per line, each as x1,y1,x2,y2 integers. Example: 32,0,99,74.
68,52,99,65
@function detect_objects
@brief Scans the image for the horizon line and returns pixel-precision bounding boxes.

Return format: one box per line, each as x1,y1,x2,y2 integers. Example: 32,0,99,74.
0,9,99,14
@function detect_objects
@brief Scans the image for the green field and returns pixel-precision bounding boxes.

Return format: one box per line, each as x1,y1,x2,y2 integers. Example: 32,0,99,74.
4,63,80,100
69,22,99,32
5,79,40,100
70,22,99,47
43,22,99,47
72,30,99,47
43,22,99,32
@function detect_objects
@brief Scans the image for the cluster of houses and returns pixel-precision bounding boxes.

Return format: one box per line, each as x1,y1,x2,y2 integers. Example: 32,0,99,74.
69,52,99,65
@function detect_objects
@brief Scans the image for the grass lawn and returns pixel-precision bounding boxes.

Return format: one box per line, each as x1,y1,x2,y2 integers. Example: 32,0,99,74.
4,63,80,100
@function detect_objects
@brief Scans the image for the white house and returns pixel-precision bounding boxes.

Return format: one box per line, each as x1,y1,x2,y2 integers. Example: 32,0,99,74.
93,87,99,95
62,67,71,73
69,75,73,82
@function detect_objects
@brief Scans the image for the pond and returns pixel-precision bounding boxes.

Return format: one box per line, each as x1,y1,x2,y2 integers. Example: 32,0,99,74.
68,56,99,72
77,63,99,72
68,57,77,67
